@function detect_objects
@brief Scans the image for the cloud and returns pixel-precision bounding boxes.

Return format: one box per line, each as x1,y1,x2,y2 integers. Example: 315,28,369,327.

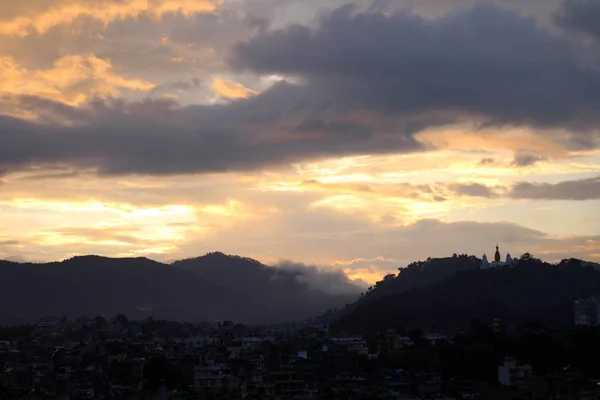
510,175,600,200
244,216,600,271
0,90,424,175
1,169,599,273
210,77,258,99
1,2,600,177
0,54,155,107
300,179,502,202
276,260,366,295
0,240,22,246
511,152,549,167
555,0,600,38
304,174,600,202
448,183,499,198
477,157,496,166
45,226,152,246
0,0,221,36
231,3,600,131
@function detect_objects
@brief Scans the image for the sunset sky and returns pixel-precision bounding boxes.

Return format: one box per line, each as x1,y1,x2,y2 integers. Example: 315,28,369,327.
1,0,600,285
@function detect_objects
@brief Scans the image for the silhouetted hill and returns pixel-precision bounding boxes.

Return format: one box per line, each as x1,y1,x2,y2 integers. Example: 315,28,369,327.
333,254,481,319
0,254,357,325
0,256,249,325
362,254,481,300
333,258,600,333
172,252,358,320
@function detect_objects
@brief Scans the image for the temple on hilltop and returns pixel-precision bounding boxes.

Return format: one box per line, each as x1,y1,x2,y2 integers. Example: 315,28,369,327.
480,245,514,269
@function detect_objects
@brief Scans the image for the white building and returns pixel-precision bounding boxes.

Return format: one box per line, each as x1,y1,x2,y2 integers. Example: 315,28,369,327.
498,357,532,386
575,296,600,326
481,245,515,269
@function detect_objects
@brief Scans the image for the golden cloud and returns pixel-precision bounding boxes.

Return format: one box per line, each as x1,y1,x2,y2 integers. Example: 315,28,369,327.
0,0,223,36
0,54,155,107
210,77,258,99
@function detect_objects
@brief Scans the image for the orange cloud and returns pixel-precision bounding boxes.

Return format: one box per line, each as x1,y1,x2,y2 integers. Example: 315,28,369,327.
0,0,223,36
0,54,155,106
210,77,258,99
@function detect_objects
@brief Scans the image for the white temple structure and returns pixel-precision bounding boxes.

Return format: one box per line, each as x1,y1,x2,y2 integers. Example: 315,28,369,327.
481,245,515,269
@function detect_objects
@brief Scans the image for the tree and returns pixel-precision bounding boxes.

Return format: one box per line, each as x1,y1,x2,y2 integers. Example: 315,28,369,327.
383,274,396,281
115,314,129,326
519,253,533,261
94,316,107,329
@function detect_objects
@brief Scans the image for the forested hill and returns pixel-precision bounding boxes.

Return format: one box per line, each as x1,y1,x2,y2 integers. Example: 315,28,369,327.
332,256,600,333
172,252,358,320
328,254,482,321
362,254,481,300
0,253,358,325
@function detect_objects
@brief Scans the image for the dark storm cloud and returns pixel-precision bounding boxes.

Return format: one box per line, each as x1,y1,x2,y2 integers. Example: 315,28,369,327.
0,90,423,175
232,3,600,129
555,0,600,38
510,175,600,200
2,2,600,176
293,117,372,139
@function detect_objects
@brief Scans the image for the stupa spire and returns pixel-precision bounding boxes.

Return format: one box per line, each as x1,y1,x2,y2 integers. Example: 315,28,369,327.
494,245,501,262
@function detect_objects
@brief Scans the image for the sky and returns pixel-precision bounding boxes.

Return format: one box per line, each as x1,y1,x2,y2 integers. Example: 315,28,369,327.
1,0,600,286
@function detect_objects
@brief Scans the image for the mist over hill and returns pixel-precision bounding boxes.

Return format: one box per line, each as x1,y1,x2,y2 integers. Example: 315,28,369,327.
172,252,362,320
0,253,360,325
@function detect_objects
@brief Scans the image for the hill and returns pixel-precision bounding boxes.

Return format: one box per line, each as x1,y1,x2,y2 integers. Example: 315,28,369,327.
0,253,358,325
172,252,358,321
361,254,481,300
332,257,600,333
330,254,481,320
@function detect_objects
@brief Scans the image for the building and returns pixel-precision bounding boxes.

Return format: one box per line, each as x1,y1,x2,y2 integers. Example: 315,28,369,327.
193,363,236,392
32,316,61,337
574,296,600,326
330,337,369,355
481,245,515,269
492,318,506,334
498,357,532,386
